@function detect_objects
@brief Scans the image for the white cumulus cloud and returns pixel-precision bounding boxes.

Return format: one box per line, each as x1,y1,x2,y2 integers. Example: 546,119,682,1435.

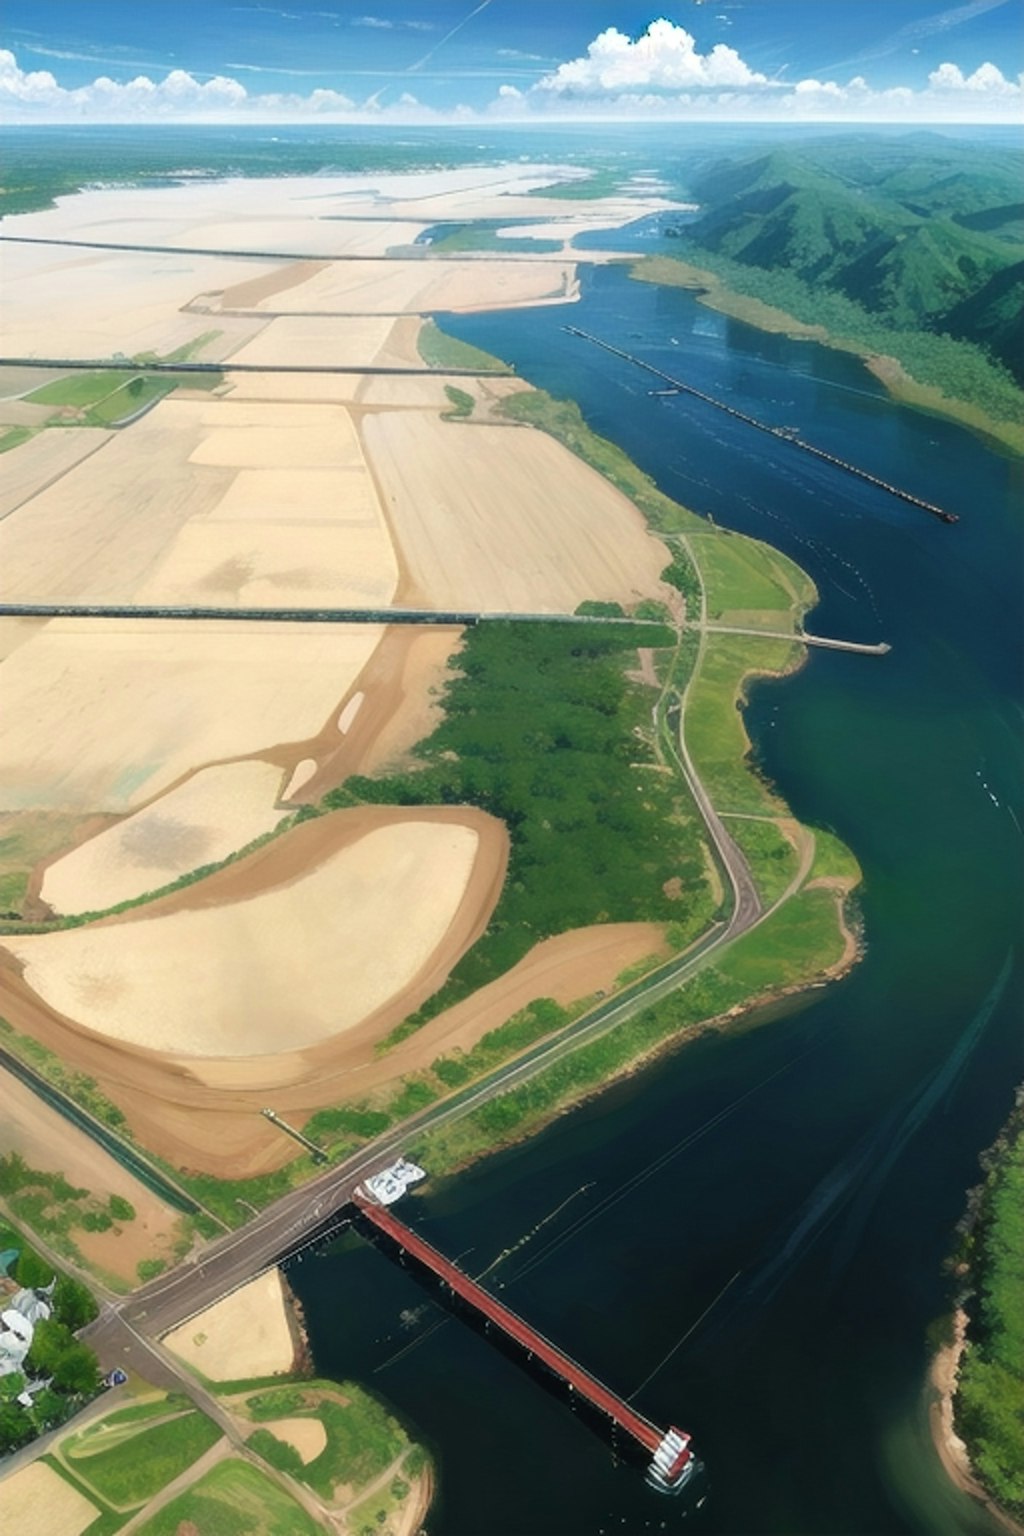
536,19,767,95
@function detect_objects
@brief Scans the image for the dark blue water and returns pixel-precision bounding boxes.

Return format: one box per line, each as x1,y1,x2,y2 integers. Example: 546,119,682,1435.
289,264,1023,1535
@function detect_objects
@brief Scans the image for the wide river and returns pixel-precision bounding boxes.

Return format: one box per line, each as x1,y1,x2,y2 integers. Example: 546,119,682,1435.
289,259,1023,1535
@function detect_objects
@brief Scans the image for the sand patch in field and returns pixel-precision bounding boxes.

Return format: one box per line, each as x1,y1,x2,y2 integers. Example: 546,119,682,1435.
5,811,493,1056
281,758,317,801
257,1417,327,1464
362,411,672,612
201,466,381,524
0,619,383,812
0,1066,185,1283
40,761,290,916
164,1270,295,1380
0,1459,98,1536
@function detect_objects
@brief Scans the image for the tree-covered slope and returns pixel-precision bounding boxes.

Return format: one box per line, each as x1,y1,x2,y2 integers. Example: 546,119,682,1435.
675,135,1024,388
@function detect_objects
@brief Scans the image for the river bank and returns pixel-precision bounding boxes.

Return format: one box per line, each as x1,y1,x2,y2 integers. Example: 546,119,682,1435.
629,255,1024,458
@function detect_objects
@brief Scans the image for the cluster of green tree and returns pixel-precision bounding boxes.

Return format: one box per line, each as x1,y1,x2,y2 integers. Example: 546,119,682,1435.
323,620,716,1037
660,135,1024,405
0,1221,100,1453
953,1094,1024,1515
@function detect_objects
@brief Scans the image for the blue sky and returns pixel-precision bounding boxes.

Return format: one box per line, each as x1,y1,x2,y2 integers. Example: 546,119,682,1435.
2,1,1022,121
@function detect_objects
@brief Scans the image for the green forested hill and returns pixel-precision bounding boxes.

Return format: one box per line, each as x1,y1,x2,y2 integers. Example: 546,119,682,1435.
677,137,1024,388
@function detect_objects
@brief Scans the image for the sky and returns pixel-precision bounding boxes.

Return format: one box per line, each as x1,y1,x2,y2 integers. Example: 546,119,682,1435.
2,0,1022,123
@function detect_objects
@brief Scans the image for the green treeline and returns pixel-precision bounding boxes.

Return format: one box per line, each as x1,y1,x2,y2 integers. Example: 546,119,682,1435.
0,1217,100,1453
954,1096,1024,1515
647,136,1024,447
324,620,718,1040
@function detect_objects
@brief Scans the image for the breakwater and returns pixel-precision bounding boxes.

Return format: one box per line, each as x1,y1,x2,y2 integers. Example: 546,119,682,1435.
564,325,958,524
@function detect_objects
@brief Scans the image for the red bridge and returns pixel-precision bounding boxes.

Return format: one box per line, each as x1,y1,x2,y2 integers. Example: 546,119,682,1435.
353,1188,695,1492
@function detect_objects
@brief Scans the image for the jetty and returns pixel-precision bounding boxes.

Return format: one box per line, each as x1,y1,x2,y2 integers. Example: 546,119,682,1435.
564,326,958,524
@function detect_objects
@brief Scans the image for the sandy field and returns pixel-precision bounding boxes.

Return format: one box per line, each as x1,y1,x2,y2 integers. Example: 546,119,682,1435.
164,1269,295,1380
0,427,113,523
225,313,400,368
257,1417,327,1464
4,809,498,1056
0,240,283,360
250,257,577,316
40,761,290,915
0,618,384,812
362,411,672,612
0,404,234,602
0,1459,98,1536
0,1067,185,1284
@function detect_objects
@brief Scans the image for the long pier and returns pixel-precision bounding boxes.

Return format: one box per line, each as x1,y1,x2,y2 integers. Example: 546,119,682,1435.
564,326,957,524
353,1189,695,1491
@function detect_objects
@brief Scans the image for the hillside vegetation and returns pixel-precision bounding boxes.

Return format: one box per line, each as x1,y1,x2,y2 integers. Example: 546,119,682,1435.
650,135,1024,442
954,1094,1024,1516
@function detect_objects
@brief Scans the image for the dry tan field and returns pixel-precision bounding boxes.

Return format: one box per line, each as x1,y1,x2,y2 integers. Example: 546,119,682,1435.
0,1461,98,1536
3,808,501,1057
40,760,290,915
225,314,400,368
361,410,672,612
164,1269,295,1380
0,405,234,602
254,257,578,315
0,240,283,360
0,619,384,813
0,427,113,522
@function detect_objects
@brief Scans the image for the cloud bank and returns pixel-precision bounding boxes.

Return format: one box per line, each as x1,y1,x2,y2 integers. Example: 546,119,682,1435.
1,18,1021,123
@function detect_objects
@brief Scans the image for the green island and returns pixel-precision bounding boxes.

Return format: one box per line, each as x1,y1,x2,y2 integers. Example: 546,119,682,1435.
636,136,1024,454
946,1092,1024,1518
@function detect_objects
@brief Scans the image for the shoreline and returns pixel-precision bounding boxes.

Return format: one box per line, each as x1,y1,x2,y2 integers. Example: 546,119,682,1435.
629,255,1024,459
929,1310,1024,1536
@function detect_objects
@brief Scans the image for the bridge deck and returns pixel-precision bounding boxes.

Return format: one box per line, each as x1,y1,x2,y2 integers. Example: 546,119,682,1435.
354,1193,663,1455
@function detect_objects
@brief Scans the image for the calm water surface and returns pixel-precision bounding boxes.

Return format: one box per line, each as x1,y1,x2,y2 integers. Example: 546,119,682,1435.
289,263,1023,1536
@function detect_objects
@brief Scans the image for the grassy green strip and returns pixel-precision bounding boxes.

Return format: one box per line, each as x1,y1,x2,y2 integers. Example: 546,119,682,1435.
0,425,36,454
417,318,509,373
64,1409,221,1508
136,1457,323,1536
685,634,802,815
